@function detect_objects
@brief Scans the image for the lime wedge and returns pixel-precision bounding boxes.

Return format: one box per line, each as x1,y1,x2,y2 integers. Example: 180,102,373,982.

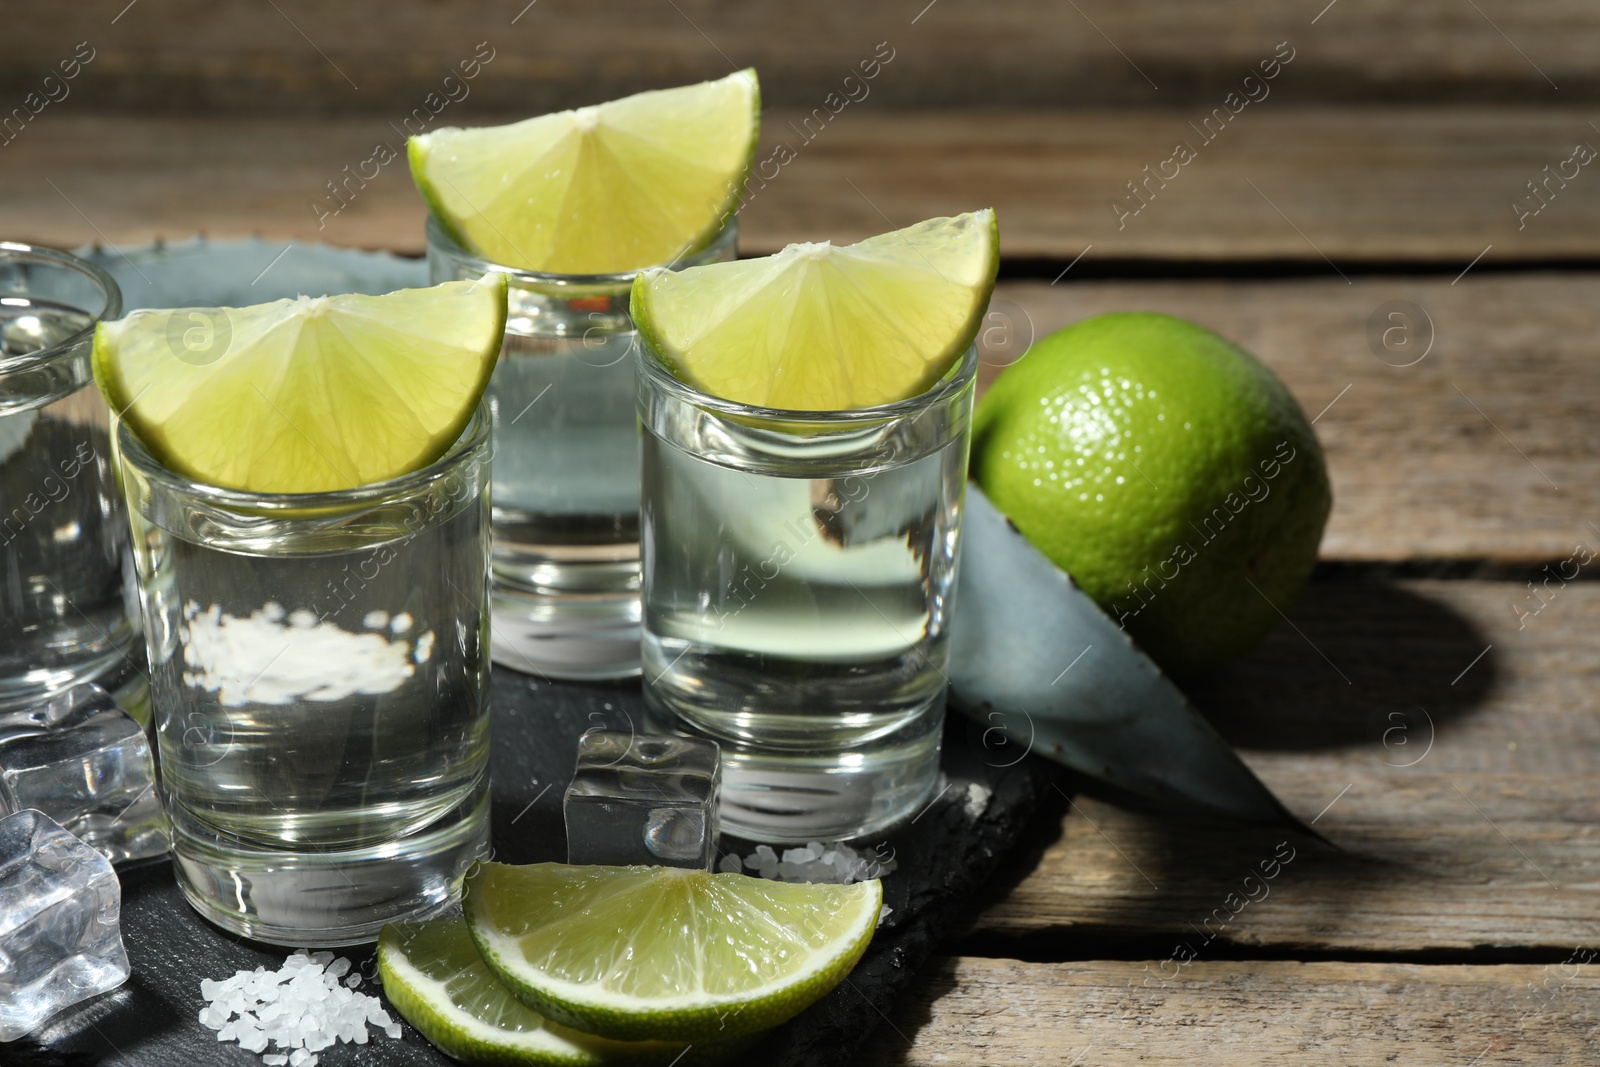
92,276,507,494
411,71,760,275
465,863,881,1041
632,209,998,410
378,918,704,1066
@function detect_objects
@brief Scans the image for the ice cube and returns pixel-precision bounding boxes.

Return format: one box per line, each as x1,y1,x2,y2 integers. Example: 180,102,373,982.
564,729,721,870
0,809,130,1041
0,683,169,864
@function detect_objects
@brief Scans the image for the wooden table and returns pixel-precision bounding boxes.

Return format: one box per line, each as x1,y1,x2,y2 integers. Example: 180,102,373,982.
6,4,1599,1061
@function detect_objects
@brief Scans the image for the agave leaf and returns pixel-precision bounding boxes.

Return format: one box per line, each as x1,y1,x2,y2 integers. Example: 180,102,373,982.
949,485,1316,834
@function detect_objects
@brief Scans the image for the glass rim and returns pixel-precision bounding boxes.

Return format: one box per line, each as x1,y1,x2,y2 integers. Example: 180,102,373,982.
423,215,740,287
0,241,123,375
639,344,979,424
115,399,492,512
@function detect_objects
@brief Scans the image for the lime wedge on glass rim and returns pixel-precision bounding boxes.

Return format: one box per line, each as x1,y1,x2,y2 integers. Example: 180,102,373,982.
91,276,507,495
631,209,999,410
410,70,760,275
464,862,882,1042
377,918,714,1066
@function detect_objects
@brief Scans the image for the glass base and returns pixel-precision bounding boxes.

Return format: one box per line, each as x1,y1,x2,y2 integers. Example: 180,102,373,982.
490,582,641,682
168,788,489,948
645,687,945,843
0,624,141,712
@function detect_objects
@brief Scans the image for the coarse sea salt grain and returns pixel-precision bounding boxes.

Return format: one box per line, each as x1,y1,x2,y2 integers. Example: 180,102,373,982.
199,950,398,1064
964,781,991,819
722,840,898,884
721,840,900,927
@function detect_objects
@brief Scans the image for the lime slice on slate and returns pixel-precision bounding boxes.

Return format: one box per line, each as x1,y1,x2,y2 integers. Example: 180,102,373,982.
465,862,881,1042
379,918,712,1066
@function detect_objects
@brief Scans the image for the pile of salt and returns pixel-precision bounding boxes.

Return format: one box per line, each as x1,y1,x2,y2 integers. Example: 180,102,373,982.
199,950,402,1065
719,840,899,884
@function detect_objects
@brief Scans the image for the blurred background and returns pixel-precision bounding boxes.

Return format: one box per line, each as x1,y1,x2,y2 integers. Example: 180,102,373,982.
6,0,1592,563
3,0,1598,262
1,5,1595,630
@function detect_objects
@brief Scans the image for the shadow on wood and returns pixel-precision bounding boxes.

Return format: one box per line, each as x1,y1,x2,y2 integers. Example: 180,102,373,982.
851,957,962,1067
946,798,1423,965
1183,580,1498,752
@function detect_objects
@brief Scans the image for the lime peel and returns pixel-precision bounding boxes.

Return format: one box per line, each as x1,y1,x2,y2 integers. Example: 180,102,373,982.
411,70,760,275
632,209,998,411
465,862,882,1042
92,275,506,495
971,312,1332,673
378,918,702,1066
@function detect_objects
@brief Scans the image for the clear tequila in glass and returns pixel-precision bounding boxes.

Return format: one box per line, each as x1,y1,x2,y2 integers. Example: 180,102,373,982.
639,348,977,841
116,406,493,946
427,218,737,680
0,244,136,708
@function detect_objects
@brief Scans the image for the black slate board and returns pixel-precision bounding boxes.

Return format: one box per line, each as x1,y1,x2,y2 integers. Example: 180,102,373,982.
13,670,1052,1067
10,239,1054,1065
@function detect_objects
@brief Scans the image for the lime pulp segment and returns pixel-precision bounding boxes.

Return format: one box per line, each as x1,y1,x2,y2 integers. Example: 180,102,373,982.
465,862,882,1042
410,70,760,274
378,919,701,1066
91,275,507,495
631,209,998,410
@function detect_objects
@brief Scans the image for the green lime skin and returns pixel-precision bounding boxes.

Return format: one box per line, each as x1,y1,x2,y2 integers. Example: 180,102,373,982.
971,312,1332,675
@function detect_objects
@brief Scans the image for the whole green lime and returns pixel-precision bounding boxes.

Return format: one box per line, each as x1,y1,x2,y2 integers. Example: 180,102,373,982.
971,312,1331,675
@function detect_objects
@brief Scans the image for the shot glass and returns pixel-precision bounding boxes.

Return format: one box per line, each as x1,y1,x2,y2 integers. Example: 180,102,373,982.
116,403,493,947
0,244,137,708
638,347,978,842
426,218,738,681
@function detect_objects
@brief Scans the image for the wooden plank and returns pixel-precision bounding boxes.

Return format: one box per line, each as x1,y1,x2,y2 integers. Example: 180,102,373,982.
6,1,1600,112
860,957,1600,1065
991,274,1600,564
5,109,1600,262
5,127,1594,562
959,579,1600,955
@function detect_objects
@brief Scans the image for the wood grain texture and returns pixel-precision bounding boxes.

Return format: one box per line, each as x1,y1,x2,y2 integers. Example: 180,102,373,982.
5,109,1600,262
860,958,1600,1065
959,579,1600,955
6,128,1595,562
988,274,1600,564
6,0,1598,112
